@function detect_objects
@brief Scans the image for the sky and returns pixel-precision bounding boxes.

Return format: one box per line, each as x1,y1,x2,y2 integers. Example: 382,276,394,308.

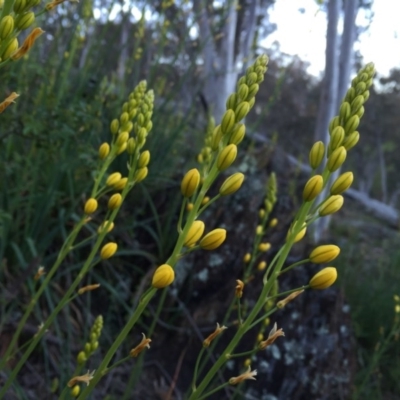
263,0,400,77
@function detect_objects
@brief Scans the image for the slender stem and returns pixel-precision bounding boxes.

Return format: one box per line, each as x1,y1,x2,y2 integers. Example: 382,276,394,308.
78,288,158,399
192,347,205,391
279,259,308,275
227,349,257,359
237,298,242,325
247,307,278,331
196,382,230,400
104,355,132,374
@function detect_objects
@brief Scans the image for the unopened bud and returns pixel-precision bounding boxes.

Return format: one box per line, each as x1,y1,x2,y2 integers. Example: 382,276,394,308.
309,141,325,169
217,144,237,171
302,175,323,202
330,172,353,195
327,146,347,172
319,195,344,216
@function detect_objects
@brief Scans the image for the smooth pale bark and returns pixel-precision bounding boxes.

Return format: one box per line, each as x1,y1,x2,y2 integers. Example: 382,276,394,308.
193,0,260,123
313,0,340,144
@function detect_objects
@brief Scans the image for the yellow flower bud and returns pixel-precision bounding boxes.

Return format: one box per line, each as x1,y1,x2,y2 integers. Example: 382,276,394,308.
71,385,80,397
234,101,250,121
344,115,360,134
258,242,271,252
77,351,87,364
97,220,115,234
287,223,307,243
343,131,359,151
186,202,194,211
106,172,122,187
247,83,259,99
108,193,122,210
309,267,337,290
13,0,26,14
84,198,98,214
100,242,118,259
116,131,129,146
302,175,323,202
330,172,353,195
269,218,278,227
259,209,265,218
181,168,200,197
116,142,127,155
257,261,267,271
184,220,205,247
217,144,237,171
329,126,345,151
243,253,251,263
99,143,110,160
309,245,340,264
114,177,128,191
138,150,150,168
127,137,136,154
91,341,99,351
219,173,244,196
199,228,227,250
135,167,148,182
329,117,340,134
2,38,18,60
15,11,35,31
0,16,14,40
229,123,246,145
110,119,119,134
211,125,222,150
319,195,344,216
256,225,263,235
120,111,129,124
238,83,249,100
201,196,210,205
327,146,347,172
221,109,235,135
339,102,351,122
152,264,175,289
226,93,238,110
351,95,364,113
309,141,325,169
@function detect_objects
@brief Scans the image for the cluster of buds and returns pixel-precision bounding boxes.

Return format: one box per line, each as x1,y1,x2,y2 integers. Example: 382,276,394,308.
0,0,46,63
98,81,153,185
183,220,227,251
76,315,103,365
304,63,376,218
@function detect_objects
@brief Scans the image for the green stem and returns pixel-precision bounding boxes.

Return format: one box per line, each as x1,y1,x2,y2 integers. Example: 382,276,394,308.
196,382,230,400
77,288,158,399
237,298,243,325
227,349,257,359
247,307,278,331
189,249,292,399
192,347,205,391
279,259,308,275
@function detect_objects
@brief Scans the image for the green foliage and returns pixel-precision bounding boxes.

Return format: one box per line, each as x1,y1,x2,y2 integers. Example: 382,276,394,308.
336,223,400,398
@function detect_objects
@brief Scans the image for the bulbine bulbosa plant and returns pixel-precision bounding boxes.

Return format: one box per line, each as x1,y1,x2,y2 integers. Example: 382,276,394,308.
0,9,375,395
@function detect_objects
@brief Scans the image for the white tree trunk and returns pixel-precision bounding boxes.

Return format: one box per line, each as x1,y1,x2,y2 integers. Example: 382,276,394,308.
193,0,260,123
